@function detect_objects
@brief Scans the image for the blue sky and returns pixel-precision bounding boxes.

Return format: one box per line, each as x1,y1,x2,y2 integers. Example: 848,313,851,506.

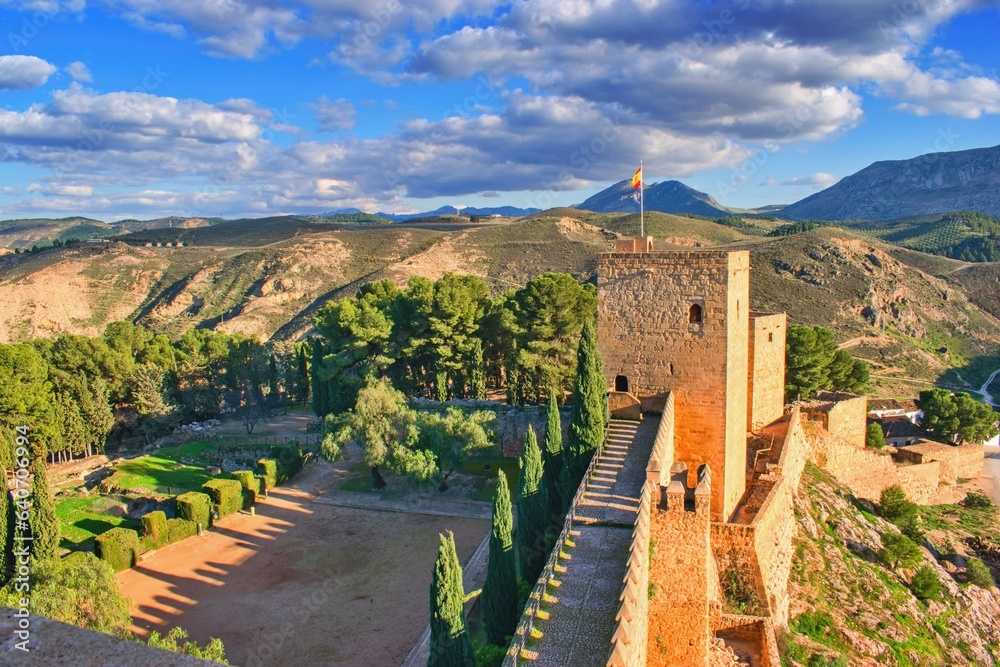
0,0,998,220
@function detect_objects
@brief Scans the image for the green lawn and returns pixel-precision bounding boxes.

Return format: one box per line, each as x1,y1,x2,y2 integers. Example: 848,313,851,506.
463,459,521,502
56,495,140,551
102,454,214,494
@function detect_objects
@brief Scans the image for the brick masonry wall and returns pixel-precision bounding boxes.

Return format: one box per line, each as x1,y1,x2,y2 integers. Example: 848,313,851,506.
747,313,787,430
597,250,750,521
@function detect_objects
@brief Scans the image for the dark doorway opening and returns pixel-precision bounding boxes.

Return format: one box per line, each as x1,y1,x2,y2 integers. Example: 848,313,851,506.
614,375,629,392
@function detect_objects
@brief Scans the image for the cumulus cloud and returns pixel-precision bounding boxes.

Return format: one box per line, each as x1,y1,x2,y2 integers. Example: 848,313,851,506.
0,55,56,90
65,61,92,83
1,0,999,218
312,97,356,131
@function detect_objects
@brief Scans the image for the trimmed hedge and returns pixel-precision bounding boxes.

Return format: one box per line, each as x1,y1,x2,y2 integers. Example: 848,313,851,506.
95,527,139,572
273,445,303,483
258,459,278,489
232,469,261,496
166,518,198,543
176,491,212,528
203,479,244,519
140,510,168,549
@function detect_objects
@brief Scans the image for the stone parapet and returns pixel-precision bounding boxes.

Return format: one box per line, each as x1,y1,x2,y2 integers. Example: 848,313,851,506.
606,481,653,667
646,392,675,487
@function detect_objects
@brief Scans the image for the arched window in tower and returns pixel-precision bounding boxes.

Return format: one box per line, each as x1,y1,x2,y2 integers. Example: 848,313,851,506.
614,375,629,392
689,303,703,324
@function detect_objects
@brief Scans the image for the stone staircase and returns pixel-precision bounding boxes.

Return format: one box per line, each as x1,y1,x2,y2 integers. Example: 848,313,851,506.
529,416,659,667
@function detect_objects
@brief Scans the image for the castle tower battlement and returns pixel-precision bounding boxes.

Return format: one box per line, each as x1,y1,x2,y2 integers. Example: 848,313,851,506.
597,248,750,521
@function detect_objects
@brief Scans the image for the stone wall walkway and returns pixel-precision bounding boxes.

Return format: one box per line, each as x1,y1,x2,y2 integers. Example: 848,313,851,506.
531,416,659,667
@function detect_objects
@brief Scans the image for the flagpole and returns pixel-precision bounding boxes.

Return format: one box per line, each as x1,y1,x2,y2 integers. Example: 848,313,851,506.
640,159,644,238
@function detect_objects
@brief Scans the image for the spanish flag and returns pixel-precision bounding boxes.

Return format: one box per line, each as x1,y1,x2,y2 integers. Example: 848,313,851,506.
631,165,642,190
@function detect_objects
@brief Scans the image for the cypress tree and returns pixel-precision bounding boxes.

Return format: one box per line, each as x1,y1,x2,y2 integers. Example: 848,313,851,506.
310,338,328,416
29,458,60,561
296,345,310,402
468,339,487,400
563,319,606,500
267,354,280,398
0,477,11,579
541,389,564,526
428,531,475,667
517,426,546,585
482,471,518,646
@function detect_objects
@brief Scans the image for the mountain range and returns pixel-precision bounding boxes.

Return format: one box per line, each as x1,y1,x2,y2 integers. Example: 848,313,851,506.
781,144,1000,221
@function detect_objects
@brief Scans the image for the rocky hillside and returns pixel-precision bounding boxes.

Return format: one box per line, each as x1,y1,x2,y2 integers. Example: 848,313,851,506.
781,145,1000,221
0,210,997,394
785,464,1000,666
577,179,728,217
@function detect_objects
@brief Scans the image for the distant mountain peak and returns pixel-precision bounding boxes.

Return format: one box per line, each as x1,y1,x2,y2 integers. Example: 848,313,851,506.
577,179,727,217
781,144,1000,221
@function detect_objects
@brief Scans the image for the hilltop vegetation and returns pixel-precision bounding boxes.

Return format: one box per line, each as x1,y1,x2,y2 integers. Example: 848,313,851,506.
785,465,1000,666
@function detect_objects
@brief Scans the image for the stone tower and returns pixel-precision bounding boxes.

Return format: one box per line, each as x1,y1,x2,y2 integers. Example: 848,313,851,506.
597,246,750,521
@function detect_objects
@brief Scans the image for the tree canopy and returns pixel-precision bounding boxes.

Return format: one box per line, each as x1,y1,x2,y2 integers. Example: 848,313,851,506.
785,324,869,401
918,388,999,445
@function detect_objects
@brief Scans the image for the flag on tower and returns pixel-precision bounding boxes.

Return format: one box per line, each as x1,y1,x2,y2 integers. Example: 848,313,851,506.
631,165,642,190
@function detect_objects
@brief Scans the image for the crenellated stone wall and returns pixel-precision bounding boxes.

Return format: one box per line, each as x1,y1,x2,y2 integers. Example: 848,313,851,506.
645,392,675,488
647,466,714,666
607,481,653,667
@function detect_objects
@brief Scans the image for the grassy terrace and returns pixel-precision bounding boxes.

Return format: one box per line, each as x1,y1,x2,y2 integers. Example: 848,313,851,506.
56,441,221,551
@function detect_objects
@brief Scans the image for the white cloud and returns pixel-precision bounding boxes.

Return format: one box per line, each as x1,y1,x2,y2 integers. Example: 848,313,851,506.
780,173,839,189
312,97,356,131
65,61,92,83
1,186,21,195
0,55,56,90
45,183,92,196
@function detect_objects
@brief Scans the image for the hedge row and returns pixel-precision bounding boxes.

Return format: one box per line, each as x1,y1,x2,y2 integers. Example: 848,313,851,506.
203,479,244,519
94,527,138,572
232,469,261,496
93,447,307,572
258,458,278,489
176,491,211,528
141,510,168,549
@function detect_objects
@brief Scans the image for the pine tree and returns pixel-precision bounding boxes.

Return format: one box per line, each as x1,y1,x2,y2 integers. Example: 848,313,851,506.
482,471,518,646
517,426,546,585
563,319,606,501
29,458,60,561
310,338,328,416
542,388,564,525
0,477,11,579
428,531,475,667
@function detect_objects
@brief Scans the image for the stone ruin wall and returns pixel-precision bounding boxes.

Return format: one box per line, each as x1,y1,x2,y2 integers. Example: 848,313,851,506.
804,396,946,505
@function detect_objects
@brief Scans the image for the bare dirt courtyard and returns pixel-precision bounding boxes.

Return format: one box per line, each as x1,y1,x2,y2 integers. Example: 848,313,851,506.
117,461,489,667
